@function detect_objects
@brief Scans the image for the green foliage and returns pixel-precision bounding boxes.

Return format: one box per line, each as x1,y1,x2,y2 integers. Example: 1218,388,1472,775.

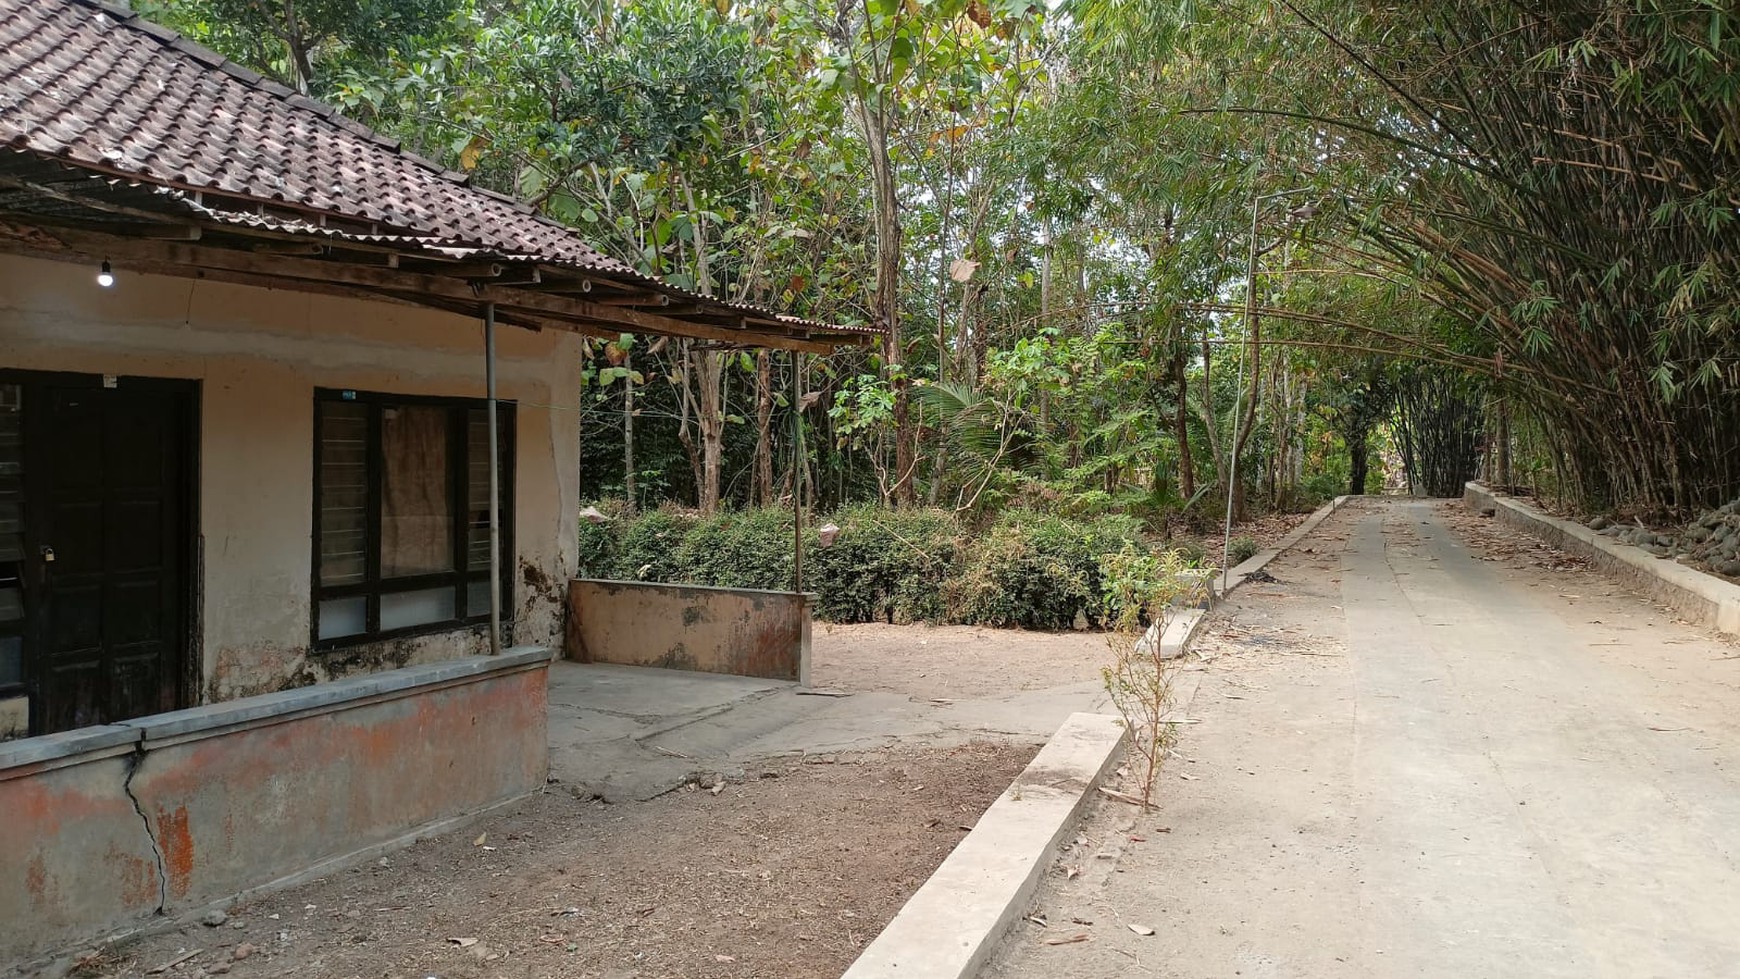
1167,539,1208,568
609,507,697,582
582,502,1172,630
944,510,1144,630
1099,544,1209,632
673,508,795,591
806,506,959,624
576,499,631,578
137,0,459,94
1227,535,1260,566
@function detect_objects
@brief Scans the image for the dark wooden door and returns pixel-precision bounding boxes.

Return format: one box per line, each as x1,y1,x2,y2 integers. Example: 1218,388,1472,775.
23,377,193,734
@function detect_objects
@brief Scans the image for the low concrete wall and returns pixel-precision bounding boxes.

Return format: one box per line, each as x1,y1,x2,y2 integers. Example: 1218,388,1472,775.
1464,482,1740,637
566,579,811,683
0,647,551,970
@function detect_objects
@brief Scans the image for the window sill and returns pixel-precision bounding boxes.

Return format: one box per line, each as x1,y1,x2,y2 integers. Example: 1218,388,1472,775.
311,618,510,655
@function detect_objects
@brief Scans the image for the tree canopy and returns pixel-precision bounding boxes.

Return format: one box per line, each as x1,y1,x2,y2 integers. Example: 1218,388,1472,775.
150,0,1740,520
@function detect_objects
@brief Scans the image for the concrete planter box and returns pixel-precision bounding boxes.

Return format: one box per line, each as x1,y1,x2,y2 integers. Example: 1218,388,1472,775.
0,647,552,970
566,579,812,683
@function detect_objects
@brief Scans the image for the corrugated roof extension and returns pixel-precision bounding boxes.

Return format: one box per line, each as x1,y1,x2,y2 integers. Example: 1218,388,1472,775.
0,0,875,350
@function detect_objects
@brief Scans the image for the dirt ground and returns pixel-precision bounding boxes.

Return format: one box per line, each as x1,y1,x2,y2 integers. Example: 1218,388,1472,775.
67,741,1034,979
810,623,1109,700
60,621,1125,979
1197,508,1315,564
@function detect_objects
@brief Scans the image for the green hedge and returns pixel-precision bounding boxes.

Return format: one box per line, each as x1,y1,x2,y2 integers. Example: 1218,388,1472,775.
576,502,1186,629
944,510,1146,630
808,505,957,624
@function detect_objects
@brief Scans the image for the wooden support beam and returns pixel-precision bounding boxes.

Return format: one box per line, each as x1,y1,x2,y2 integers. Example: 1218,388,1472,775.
401,260,504,278
252,241,326,255
493,267,542,285
590,291,670,307
49,231,843,353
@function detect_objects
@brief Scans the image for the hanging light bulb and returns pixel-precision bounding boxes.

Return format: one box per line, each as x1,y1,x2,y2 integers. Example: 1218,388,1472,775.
96,260,115,288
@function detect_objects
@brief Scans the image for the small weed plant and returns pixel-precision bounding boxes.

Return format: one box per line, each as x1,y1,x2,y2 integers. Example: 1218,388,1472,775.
1228,535,1261,565
1098,545,1212,809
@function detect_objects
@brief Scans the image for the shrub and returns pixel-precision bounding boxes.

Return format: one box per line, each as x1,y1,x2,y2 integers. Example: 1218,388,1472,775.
807,505,959,623
1228,535,1261,565
946,510,1145,630
610,506,698,582
675,508,795,591
1099,545,1207,809
1167,538,1208,568
1298,471,1346,507
575,498,629,578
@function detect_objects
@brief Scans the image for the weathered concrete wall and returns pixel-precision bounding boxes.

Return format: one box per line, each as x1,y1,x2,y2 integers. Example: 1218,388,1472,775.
0,252,583,704
0,648,551,969
1463,482,1740,637
0,727,155,966
566,579,812,683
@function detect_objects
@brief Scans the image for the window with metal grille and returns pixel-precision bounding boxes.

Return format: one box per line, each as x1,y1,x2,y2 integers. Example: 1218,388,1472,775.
313,390,512,647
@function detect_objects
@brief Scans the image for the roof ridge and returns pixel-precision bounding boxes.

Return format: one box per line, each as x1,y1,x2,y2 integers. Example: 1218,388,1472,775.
65,0,482,199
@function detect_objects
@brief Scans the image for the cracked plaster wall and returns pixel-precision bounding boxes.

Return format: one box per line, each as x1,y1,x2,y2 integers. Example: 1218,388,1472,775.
0,657,549,969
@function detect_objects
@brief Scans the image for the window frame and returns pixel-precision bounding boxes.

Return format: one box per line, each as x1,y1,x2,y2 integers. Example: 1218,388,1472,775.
311,389,514,650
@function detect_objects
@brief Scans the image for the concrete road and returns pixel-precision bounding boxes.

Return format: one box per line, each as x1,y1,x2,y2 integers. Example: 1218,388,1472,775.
984,497,1740,979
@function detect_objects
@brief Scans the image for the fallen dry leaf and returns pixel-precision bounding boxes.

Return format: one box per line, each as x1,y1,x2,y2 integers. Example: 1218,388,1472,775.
449,937,479,948
1128,924,1156,937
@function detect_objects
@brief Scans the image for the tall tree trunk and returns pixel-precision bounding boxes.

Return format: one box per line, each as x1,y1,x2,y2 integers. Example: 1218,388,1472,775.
674,341,703,503
622,352,636,512
754,349,774,506
685,177,725,513
856,98,913,505
1349,434,1370,496
1040,218,1053,327
1173,345,1195,499
1197,322,1226,489
1231,203,1264,524
697,351,724,513
1496,394,1512,489
280,0,315,95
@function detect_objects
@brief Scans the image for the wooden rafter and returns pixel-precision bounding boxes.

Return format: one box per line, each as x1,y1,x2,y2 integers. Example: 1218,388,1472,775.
24,228,845,354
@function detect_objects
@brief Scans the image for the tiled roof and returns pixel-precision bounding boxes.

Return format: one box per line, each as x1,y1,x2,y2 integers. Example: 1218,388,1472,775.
0,0,876,346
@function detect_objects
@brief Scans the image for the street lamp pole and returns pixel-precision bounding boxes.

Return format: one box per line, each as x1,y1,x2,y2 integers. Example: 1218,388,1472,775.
1221,186,1316,594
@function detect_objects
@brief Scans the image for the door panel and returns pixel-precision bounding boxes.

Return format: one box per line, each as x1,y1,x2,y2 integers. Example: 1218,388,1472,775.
20,377,192,735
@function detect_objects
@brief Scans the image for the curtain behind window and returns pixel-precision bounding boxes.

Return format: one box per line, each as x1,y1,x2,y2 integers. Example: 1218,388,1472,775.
381,405,451,577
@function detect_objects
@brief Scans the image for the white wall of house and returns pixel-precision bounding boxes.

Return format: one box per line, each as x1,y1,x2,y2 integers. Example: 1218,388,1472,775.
0,252,582,710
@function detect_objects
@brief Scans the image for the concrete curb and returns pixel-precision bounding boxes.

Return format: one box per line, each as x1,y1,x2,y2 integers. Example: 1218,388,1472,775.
1463,482,1740,637
1148,495,1352,661
839,712,1127,979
